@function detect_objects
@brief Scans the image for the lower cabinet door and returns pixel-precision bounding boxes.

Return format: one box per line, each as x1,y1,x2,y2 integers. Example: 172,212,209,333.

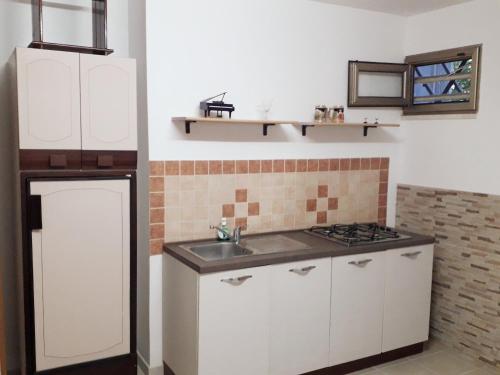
330,252,385,366
382,245,434,352
29,179,131,371
269,258,331,375
198,267,270,375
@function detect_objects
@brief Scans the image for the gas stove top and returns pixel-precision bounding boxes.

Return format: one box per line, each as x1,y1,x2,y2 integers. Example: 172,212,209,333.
305,223,410,247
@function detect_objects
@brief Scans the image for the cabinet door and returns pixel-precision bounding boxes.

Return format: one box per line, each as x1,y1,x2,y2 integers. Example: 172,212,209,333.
80,54,137,151
198,267,270,375
270,258,331,375
382,245,434,352
16,48,81,150
330,252,385,366
29,179,130,371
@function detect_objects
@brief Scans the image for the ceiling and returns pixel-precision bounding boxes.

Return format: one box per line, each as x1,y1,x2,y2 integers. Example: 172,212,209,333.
315,0,474,16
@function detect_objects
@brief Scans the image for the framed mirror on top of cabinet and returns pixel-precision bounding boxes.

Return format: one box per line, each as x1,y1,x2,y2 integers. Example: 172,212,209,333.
348,61,410,107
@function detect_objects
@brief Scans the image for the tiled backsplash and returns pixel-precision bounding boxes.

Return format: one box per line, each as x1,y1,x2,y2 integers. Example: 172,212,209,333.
396,184,500,369
149,158,389,255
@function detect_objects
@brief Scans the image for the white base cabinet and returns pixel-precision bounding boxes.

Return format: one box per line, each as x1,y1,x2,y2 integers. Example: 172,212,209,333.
330,252,385,366
382,246,434,352
164,243,434,375
270,259,331,375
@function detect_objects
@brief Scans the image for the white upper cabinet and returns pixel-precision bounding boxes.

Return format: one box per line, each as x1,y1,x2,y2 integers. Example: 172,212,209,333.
198,267,270,375
382,245,434,352
270,258,331,375
80,54,137,151
330,252,386,366
30,179,130,371
16,48,81,150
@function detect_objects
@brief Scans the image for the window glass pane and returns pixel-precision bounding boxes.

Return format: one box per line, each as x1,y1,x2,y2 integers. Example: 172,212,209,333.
43,0,93,47
413,58,472,105
358,72,403,98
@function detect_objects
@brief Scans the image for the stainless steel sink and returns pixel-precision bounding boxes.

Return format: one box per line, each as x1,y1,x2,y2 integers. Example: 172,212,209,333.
184,242,253,261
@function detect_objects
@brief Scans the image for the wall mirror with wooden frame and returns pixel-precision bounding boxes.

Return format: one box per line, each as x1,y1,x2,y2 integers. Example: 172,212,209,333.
348,44,482,115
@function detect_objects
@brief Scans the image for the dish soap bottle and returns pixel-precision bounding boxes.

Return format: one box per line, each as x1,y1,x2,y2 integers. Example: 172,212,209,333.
217,217,230,241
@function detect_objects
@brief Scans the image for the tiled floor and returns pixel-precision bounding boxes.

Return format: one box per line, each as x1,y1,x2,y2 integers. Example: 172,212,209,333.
138,338,499,375
353,339,499,375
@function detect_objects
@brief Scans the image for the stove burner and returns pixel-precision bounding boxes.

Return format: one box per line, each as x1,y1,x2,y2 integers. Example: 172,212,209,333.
306,223,409,246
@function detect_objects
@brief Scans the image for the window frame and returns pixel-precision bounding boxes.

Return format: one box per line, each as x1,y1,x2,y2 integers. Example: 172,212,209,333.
404,44,482,115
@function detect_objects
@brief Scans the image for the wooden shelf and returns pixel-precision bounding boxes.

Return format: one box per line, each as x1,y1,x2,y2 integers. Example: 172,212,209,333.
172,117,400,137
292,122,400,136
172,117,295,136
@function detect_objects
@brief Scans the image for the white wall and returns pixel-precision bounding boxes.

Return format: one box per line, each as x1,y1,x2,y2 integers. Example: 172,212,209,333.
400,0,500,195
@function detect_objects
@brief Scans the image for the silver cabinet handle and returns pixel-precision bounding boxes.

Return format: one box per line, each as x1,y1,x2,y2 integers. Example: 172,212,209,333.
348,259,373,267
221,275,253,285
289,266,316,274
401,251,422,258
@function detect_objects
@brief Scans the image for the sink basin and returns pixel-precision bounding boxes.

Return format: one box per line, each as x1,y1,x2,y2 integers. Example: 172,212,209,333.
185,242,253,261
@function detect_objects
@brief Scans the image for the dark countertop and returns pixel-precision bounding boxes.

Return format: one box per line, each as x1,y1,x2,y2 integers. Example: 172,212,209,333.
163,229,435,274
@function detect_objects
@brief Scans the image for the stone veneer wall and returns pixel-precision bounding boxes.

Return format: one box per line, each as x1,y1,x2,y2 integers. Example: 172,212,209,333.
148,158,389,255
396,184,500,369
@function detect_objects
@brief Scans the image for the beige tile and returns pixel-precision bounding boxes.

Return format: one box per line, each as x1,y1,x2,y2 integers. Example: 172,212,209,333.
382,361,436,375
194,175,209,190
165,206,181,221
235,174,249,189
260,200,273,215
350,369,384,375
272,200,285,215
165,176,180,191
181,206,196,221
180,175,195,190
317,197,328,211
261,215,273,231
165,190,180,206
247,188,261,202
416,350,484,375
235,203,248,218
272,174,285,186
462,367,499,375
180,190,195,205
195,190,208,206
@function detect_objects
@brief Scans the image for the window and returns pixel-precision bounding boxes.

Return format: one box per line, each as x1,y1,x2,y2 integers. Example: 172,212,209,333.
404,45,482,115
347,45,482,115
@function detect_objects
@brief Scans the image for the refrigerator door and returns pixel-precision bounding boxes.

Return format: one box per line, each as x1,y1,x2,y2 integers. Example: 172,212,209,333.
29,179,130,372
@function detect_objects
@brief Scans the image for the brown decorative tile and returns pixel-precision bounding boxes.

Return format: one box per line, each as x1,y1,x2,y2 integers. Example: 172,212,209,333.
150,223,165,239
235,217,248,229
195,160,209,175
317,211,327,224
236,160,249,174
307,159,319,172
209,160,222,175
380,169,389,183
350,158,361,170
150,193,164,208
328,197,338,210
297,159,308,172
222,204,235,218
306,199,317,212
380,157,390,170
235,189,248,203
223,160,235,174
149,161,164,176
180,161,194,175
378,206,387,219
318,185,328,198
361,158,371,170
261,160,273,173
379,194,387,206
149,177,164,192
340,158,350,171
273,160,285,173
329,159,340,171
370,157,381,170
165,161,180,176
150,208,165,224
285,160,297,172
150,239,163,256
249,160,261,173
318,159,329,171
248,202,260,216
379,182,388,195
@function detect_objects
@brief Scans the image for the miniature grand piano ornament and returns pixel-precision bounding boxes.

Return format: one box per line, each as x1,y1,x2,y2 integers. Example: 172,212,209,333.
200,92,235,118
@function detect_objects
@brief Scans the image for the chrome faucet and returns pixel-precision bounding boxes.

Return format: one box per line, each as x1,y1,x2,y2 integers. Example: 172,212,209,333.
210,225,242,245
